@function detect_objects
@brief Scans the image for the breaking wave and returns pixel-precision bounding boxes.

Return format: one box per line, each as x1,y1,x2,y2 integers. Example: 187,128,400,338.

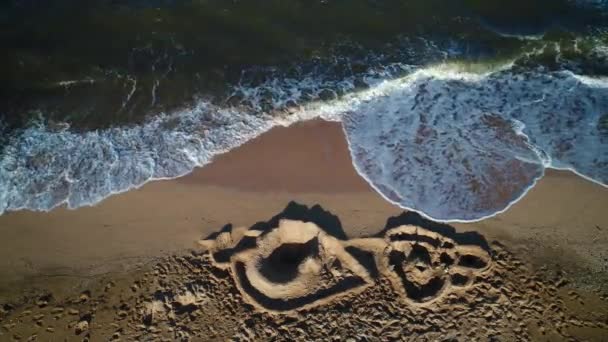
342,67,608,221
1,56,607,221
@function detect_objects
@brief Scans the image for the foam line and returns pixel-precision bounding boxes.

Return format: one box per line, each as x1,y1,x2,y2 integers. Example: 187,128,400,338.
0,62,607,222
341,68,608,221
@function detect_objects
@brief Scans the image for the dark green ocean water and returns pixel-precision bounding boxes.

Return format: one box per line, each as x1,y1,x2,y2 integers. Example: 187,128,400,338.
0,0,607,221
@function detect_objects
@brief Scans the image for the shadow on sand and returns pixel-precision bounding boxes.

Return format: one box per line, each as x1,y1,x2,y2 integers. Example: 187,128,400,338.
203,201,490,270
250,201,347,240
200,201,492,312
380,211,491,252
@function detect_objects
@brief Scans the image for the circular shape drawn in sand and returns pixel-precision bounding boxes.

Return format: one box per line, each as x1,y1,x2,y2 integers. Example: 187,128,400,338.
228,220,373,313
381,225,492,305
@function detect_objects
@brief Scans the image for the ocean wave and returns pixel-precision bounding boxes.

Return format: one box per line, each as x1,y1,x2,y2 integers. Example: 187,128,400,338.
0,95,346,215
1,62,607,222
0,104,270,213
342,67,608,222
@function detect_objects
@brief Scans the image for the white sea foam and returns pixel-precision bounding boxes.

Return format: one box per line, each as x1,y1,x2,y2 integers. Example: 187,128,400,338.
0,63,607,222
0,103,268,213
342,67,608,221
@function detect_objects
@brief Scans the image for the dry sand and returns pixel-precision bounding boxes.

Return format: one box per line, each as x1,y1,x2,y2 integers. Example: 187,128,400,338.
0,120,403,293
0,119,607,340
1,217,606,341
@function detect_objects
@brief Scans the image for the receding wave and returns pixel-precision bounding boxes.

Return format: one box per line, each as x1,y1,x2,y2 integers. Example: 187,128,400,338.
2,28,608,222
2,61,607,222
342,68,608,221
0,103,320,213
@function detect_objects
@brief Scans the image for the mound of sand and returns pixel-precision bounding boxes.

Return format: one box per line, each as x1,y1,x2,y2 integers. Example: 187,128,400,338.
199,219,492,313
2,210,607,341
380,225,491,305
200,220,373,313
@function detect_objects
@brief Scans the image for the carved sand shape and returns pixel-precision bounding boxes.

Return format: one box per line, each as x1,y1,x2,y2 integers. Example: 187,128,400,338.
198,220,491,313
200,220,374,313
380,225,491,305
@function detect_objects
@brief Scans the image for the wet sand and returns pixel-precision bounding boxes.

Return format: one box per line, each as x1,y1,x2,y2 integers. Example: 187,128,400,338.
1,119,608,341
0,119,607,295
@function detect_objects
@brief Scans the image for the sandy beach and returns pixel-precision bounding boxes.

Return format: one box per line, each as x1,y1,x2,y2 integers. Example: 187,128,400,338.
1,120,607,340
3,2,608,340
0,120,403,293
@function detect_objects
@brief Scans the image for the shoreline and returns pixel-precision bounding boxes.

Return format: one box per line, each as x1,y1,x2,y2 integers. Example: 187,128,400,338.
0,119,607,296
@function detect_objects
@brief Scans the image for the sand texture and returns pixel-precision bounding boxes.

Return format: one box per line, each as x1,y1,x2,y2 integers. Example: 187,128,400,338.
1,207,607,341
0,120,606,293
199,219,492,312
0,120,607,340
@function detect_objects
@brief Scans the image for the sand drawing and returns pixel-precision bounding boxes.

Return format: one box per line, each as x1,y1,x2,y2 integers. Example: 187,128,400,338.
2,205,606,341
380,225,491,305
198,219,492,313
